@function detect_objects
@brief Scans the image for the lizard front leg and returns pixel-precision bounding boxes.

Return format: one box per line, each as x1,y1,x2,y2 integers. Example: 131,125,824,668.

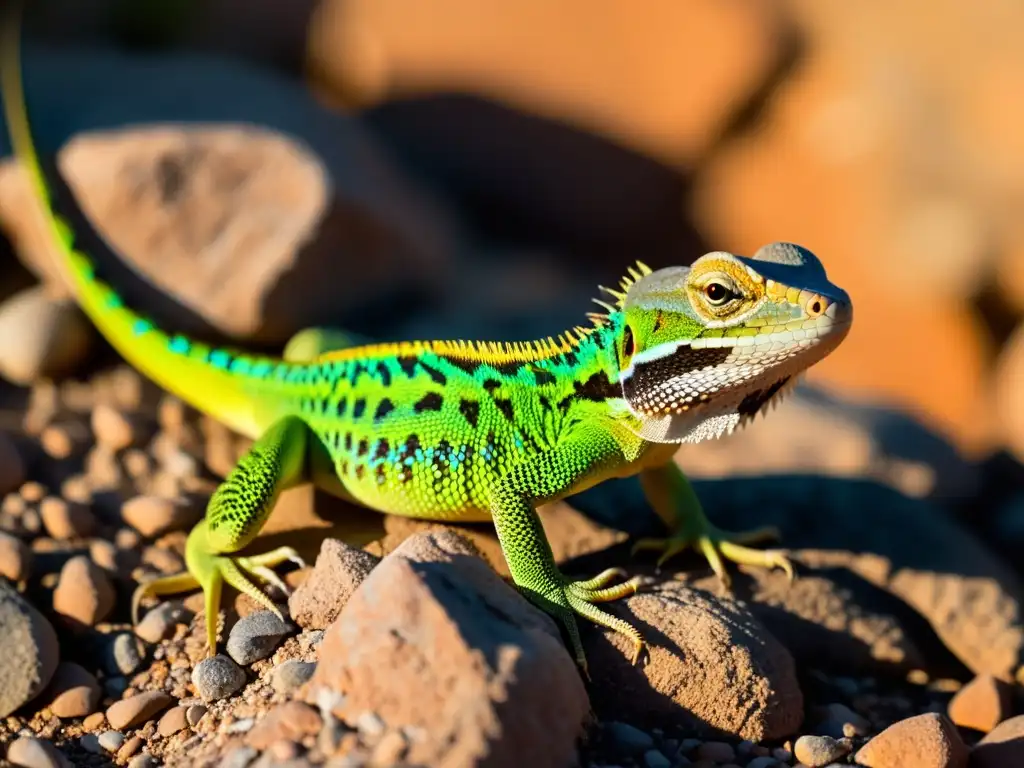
132,416,309,655
490,429,644,675
632,461,792,587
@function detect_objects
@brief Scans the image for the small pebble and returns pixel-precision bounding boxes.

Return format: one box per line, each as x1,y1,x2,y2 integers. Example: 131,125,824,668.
107,633,144,676
607,721,655,753
122,495,197,538
97,730,125,753
221,746,258,768
106,690,173,730
226,610,291,665
83,712,106,731
771,746,792,762
192,654,246,701
40,496,95,540
79,733,102,754
0,531,32,581
643,748,672,768
6,735,66,768
128,755,159,768
794,734,850,767
696,742,736,763
158,706,190,737
226,717,256,733
272,659,316,694
117,735,144,761
91,403,136,450
186,703,209,727
89,539,118,571
135,601,192,643
52,555,115,625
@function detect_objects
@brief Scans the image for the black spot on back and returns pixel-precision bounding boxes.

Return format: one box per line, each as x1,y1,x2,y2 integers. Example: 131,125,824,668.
418,361,448,386
492,360,523,376
493,398,514,421
376,362,392,387
373,438,390,461
482,378,502,393
532,367,557,386
459,399,480,428
414,392,444,413
357,438,369,457
352,398,367,420
336,396,348,417
440,355,480,375
558,371,620,411
397,356,418,378
344,433,352,452
374,398,395,422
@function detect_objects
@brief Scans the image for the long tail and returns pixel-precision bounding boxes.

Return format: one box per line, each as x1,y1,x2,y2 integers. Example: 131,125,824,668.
0,12,288,438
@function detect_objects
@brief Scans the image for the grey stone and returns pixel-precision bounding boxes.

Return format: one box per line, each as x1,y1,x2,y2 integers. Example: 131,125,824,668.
0,580,59,717
191,654,246,701
226,610,291,666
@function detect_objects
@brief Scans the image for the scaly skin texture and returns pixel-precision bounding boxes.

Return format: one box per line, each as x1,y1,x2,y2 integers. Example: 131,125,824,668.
2,22,852,672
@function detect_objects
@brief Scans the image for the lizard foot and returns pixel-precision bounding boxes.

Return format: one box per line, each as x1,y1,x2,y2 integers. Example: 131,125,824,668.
132,544,304,656
632,522,792,590
521,567,645,679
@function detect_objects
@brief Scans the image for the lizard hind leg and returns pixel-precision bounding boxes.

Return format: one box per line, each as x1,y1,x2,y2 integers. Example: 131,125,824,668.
131,416,311,656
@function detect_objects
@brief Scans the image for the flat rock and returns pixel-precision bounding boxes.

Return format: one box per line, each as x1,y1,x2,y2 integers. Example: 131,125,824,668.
52,555,116,626
670,475,1024,682
106,691,174,730
121,495,201,538
583,582,802,741
971,714,1024,768
854,712,968,768
287,538,379,630
310,530,589,768
0,44,458,345
6,735,69,768
0,580,60,717
687,566,924,677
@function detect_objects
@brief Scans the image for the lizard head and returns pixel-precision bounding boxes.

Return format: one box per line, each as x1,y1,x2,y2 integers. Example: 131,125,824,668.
614,242,852,443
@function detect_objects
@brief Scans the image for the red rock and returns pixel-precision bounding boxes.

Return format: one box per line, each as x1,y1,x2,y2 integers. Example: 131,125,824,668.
106,691,174,730
287,538,379,629
246,701,322,750
310,530,589,768
39,497,95,540
854,713,967,768
584,583,802,741
90,404,137,451
43,662,101,719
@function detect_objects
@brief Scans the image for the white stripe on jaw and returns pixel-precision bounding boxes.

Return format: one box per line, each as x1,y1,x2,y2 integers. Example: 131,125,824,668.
618,315,844,383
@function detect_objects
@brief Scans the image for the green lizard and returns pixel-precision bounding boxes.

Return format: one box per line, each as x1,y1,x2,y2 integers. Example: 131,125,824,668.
1,26,852,672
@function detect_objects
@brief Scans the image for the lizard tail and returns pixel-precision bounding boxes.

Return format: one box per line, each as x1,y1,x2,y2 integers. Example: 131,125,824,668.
1,11,282,438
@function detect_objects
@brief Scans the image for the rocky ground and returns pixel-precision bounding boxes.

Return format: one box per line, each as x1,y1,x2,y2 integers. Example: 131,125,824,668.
5,1,1024,766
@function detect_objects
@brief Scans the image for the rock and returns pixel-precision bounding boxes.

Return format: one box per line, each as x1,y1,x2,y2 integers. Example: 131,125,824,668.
116,736,143,762
971,714,1024,768
0,531,32,581
226,610,291,665
186,704,208,727
313,0,788,164
687,567,923,677
0,286,93,385
42,662,101,718
39,497,96,540
246,701,322,750
681,476,1024,682
120,495,201,539
272,659,316,694
947,673,1010,733
854,713,967,768
287,538,379,629
643,749,671,768
0,431,26,496
106,633,144,676
128,755,158,768
583,583,802,741
0,580,60,717
135,601,192,643
813,702,871,738
0,44,458,346
311,530,589,768
106,691,173,730
52,555,116,625
793,735,851,767
90,404,137,451
156,706,189,737
606,721,654,753
97,731,125,753
192,654,246,701
695,742,736,763
6,736,68,768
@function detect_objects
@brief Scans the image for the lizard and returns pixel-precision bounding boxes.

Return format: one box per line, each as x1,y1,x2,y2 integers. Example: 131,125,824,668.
0,23,852,673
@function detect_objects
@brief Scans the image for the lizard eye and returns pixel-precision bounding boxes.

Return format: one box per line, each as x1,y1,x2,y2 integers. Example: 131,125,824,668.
703,281,738,306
